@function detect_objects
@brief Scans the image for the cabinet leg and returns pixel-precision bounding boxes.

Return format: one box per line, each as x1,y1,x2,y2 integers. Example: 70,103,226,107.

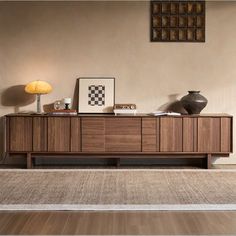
27,153,32,169
205,154,212,169
116,158,121,168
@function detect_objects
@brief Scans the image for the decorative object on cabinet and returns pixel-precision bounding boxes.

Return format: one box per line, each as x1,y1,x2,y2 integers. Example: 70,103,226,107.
63,98,72,110
5,113,233,169
78,77,115,113
114,104,137,115
151,0,205,42
48,109,77,115
54,100,64,110
114,104,136,110
25,80,52,114
181,91,208,114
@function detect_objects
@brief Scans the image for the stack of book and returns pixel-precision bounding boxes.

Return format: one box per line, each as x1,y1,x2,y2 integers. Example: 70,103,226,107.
48,109,77,115
148,111,181,116
113,109,137,115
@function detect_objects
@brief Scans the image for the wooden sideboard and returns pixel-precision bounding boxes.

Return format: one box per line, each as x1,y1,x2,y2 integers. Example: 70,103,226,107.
5,114,233,169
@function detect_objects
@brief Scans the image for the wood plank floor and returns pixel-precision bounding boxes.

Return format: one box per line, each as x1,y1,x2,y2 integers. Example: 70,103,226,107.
0,211,236,235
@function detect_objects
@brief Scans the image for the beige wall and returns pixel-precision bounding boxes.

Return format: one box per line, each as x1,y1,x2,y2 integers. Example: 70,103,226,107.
0,1,235,164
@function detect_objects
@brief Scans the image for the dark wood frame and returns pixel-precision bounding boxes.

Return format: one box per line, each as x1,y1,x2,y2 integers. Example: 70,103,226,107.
150,0,206,42
78,77,115,114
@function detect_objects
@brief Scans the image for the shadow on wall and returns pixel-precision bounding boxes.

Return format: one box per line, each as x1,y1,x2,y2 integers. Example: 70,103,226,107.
158,94,188,114
43,79,79,112
1,85,36,113
72,79,79,110
0,85,36,164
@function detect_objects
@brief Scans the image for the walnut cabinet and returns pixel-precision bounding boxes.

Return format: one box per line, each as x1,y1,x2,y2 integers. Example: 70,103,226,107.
5,114,233,169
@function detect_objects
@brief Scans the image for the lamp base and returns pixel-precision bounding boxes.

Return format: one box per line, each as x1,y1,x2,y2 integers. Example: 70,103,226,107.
36,94,42,114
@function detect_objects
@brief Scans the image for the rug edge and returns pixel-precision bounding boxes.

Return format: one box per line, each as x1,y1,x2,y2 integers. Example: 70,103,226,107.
0,204,236,211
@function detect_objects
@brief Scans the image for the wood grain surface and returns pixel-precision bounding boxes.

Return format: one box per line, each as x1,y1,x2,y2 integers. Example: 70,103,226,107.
33,117,48,152
9,117,32,152
160,117,183,152
47,117,71,152
0,211,235,235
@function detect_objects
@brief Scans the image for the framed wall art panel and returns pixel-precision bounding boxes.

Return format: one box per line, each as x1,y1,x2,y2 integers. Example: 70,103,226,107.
78,77,115,113
151,0,205,42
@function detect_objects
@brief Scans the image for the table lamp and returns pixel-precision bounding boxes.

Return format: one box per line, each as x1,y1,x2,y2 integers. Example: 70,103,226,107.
25,80,52,113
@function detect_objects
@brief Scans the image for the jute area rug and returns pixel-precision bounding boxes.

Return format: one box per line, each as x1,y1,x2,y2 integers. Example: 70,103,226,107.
0,169,236,211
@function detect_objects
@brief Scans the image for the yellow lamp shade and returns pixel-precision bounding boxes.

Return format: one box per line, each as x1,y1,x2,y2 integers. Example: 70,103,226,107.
25,80,52,94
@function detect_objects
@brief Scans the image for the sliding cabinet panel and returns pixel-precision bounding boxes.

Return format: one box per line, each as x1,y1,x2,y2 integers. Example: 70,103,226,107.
82,135,105,152
156,118,160,151
71,117,81,152
142,118,157,152
33,117,47,152
198,117,221,152
105,118,141,152
81,118,105,152
81,118,105,135
105,135,141,152
221,117,232,152
9,117,32,152
183,117,197,152
160,117,183,152
48,117,70,152
105,118,141,135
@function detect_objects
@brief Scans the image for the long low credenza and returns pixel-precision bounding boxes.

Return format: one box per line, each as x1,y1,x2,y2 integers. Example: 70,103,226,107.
5,113,233,168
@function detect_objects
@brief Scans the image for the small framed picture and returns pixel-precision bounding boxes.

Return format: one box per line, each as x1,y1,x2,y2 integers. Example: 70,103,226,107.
78,77,115,113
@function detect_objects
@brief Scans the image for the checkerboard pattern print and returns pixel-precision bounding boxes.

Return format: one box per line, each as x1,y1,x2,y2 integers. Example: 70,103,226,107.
88,85,105,106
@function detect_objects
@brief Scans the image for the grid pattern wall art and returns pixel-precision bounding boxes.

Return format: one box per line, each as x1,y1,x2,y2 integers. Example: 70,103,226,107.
151,1,205,42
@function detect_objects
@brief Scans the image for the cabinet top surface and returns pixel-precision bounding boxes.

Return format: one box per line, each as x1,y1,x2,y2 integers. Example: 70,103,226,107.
5,113,233,118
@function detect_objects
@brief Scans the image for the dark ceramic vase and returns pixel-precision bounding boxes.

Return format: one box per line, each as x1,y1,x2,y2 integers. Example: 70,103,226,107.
180,91,208,115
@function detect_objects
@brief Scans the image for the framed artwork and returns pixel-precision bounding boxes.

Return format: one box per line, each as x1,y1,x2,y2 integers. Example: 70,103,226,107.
78,77,115,113
151,0,205,42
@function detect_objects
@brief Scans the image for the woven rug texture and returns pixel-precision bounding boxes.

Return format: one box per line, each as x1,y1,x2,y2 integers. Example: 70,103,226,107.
0,170,235,210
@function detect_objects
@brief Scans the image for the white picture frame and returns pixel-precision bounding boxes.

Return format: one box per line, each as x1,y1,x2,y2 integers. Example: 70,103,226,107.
78,77,115,113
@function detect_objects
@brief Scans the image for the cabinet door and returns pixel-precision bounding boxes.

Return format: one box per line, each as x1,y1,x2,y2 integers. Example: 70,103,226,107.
8,117,32,152
160,117,183,152
105,118,141,152
81,118,105,152
221,117,232,153
71,117,81,152
183,117,197,152
33,117,48,152
48,117,70,152
197,118,220,152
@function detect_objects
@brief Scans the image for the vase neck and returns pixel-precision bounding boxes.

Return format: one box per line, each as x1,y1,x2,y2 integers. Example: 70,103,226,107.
188,91,200,94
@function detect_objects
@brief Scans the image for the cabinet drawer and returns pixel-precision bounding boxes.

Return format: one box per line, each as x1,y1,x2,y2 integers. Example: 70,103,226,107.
105,135,141,152
142,118,157,135
105,118,141,135
142,135,156,152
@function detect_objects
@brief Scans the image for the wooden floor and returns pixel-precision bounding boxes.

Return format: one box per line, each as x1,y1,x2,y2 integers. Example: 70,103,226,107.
0,211,236,235
0,165,236,235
